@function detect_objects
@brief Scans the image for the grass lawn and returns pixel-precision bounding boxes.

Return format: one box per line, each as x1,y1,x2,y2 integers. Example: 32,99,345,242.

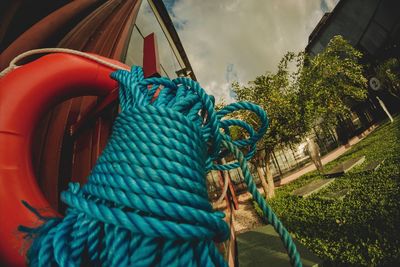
256,116,400,266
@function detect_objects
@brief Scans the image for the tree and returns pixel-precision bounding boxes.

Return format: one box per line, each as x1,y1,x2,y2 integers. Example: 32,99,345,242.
299,35,368,129
375,58,400,100
232,35,367,199
233,53,309,199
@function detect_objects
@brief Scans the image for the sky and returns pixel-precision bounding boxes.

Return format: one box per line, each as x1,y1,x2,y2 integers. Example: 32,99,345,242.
162,0,340,103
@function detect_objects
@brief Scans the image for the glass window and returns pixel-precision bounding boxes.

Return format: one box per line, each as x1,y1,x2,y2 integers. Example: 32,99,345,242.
125,0,184,78
125,26,144,67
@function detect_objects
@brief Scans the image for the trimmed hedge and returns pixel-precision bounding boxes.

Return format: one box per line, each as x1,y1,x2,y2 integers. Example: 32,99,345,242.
255,116,400,266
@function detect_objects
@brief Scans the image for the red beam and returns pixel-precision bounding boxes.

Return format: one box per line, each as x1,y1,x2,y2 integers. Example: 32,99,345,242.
143,33,161,78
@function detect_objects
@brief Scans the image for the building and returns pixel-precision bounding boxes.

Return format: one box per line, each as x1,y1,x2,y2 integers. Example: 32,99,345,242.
306,0,400,62
305,0,400,126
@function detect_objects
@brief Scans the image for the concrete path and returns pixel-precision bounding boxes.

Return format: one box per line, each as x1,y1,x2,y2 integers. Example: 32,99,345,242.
276,124,376,186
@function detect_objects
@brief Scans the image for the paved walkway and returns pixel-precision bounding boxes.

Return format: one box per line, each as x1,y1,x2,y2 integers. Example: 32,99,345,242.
276,124,377,187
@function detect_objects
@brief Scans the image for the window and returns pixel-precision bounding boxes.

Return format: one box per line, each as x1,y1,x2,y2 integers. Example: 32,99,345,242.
125,0,184,78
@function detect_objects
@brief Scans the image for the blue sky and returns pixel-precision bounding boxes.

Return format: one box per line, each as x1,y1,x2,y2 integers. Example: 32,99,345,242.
162,0,339,102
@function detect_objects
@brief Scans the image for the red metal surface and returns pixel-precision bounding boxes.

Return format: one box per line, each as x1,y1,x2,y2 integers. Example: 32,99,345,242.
91,118,103,165
39,102,72,208
31,113,52,179
143,33,161,77
70,96,96,185
0,53,126,266
217,170,239,211
114,1,142,61
69,88,119,136
228,178,239,210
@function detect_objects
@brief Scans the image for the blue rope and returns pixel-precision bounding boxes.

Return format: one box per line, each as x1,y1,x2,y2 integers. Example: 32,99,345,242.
20,66,302,266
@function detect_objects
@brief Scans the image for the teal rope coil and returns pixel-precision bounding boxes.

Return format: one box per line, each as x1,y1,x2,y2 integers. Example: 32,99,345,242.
20,65,302,266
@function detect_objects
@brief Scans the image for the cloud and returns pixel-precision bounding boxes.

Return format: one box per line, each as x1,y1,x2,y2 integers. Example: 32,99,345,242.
321,0,340,12
165,0,339,103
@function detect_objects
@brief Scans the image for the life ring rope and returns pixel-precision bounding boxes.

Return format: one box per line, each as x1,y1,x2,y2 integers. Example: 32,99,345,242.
0,48,127,78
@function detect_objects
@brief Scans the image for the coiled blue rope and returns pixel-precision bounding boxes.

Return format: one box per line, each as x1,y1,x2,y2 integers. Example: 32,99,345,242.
20,66,302,266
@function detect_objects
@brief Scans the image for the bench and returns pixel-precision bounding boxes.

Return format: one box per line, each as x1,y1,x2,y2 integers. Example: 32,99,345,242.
237,225,322,266
324,156,365,177
357,159,384,173
319,188,350,201
292,178,335,198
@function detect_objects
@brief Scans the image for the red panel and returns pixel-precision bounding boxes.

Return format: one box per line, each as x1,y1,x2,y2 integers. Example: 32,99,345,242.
143,32,161,78
31,112,52,178
227,178,239,210
91,118,103,166
40,101,72,209
70,96,97,184
69,88,119,136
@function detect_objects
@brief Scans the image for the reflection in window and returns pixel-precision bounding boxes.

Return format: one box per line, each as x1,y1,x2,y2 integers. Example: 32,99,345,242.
125,26,143,67
124,0,183,78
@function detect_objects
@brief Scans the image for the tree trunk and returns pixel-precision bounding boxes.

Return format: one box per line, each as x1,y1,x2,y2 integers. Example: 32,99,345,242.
264,152,275,199
255,150,275,199
257,165,269,198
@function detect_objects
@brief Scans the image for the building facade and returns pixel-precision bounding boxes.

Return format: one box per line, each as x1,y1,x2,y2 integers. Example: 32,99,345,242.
306,0,400,61
306,0,400,123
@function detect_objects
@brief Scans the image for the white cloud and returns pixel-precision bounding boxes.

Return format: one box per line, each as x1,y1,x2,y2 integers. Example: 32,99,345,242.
322,0,340,11
167,0,339,103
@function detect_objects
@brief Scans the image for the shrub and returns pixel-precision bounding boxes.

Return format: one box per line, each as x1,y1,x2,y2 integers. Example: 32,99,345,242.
254,117,400,266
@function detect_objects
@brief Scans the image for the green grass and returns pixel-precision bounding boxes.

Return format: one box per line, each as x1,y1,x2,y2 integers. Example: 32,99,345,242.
255,116,400,266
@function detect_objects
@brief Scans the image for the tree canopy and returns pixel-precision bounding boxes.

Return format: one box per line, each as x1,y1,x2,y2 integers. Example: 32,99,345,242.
229,35,368,198
299,35,367,127
375,57,400,99
233,35,368,152
233,52,308,153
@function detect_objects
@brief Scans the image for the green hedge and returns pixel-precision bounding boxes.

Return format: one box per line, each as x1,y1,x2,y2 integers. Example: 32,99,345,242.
255,116,400,266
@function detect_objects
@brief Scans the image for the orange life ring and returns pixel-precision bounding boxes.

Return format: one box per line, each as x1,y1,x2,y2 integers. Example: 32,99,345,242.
0,53,127,266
